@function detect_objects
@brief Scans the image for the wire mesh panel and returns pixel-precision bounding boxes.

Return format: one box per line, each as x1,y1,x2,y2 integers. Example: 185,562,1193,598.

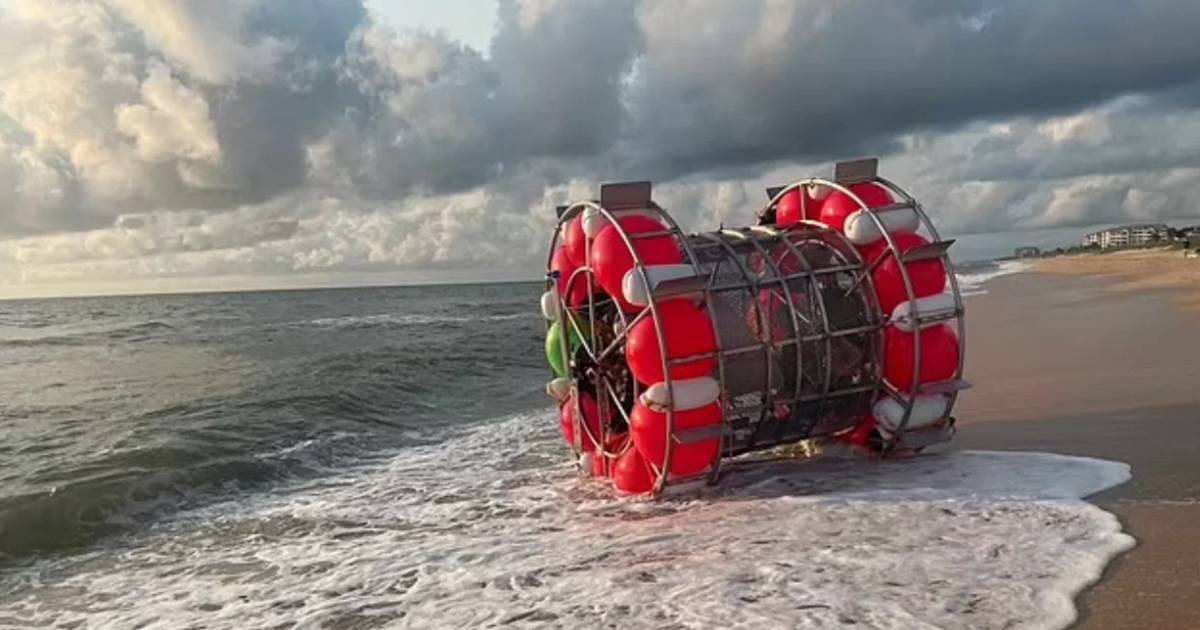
685,226,882,458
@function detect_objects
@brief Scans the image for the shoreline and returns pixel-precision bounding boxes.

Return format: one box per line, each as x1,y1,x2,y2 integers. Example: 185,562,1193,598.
954,268,1200,629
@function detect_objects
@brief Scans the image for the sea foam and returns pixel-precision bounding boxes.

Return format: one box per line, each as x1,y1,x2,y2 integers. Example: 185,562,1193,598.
0,412,1132,630
957,259,1034,296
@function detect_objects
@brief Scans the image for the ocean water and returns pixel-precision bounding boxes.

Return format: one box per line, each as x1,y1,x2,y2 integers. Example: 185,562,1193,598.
955,260,1034,296
0,267,1133,630
0,283,547,559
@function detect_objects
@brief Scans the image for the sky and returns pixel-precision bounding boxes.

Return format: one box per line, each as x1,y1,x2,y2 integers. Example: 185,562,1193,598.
368,0,496,52
3,1,1200,298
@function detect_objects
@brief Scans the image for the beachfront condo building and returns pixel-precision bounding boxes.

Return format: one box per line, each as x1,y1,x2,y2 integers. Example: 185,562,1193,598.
1083,224,1169,249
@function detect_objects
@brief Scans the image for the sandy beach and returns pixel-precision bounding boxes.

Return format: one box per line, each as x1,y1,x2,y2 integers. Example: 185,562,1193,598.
955,258,1200,629
1037,247,1200,309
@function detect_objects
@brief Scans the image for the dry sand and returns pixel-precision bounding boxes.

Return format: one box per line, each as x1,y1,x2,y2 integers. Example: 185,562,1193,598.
1037,247,1200,308
953,268,1200,629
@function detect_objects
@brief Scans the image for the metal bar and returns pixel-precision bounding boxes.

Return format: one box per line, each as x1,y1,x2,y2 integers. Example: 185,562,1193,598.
725,384,878,414
651,274,710,299
894,419,956,451
675,424,725,444
780,228,835,441
595,302,651,364
601,379,635,446
909,308,962,326
743,232,804,446
841,246,892,299
628,229,678,240
866,201,917,214
705,263,863,292
901,240,955,263
918,378,973,395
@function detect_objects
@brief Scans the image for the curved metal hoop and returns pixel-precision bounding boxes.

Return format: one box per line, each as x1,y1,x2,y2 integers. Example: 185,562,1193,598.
757,176,965,449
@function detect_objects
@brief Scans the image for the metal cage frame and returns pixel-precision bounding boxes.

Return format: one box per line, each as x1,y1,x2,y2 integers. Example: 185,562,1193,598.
545,158,967,496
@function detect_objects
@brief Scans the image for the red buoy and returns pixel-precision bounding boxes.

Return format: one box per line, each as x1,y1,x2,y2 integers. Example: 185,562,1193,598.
591,215,683,311
592,434,628,477
550,246,589,309
591,451,607,477
612,447,656,494
839,415,879,449
884,323,959,391
559,391,608,452
631,400,721,477
563,216,588,267
776,188,818,227
819,183,892,232
626,300,717,384
863,232,947,314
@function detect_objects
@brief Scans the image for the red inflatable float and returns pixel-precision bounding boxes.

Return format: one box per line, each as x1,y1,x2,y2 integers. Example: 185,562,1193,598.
818,183,893,232
862,232,948,314
625,300,717,384
550,247,589,309
839,414,879,448
563,216,588,267
630,400,721,477
776,187,819,226
559,391,609,453
591,215,683,311
884,323,960,391
612,447,656,494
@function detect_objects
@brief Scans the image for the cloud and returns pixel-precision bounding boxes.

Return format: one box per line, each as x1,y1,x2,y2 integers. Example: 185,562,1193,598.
115,63,222,164
104,0,291,83
3,0,1200,294
619,0,1200,178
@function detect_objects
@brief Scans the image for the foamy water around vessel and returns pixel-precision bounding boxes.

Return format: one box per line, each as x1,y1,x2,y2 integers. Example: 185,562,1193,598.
0,411,1132,630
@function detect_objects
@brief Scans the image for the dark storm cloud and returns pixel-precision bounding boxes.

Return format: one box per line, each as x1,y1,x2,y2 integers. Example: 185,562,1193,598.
4,0,1200,288
620,0,1200,179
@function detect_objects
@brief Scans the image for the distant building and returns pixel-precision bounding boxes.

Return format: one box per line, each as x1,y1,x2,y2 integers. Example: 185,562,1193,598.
1083,224,1168,249
1014,246,1040,258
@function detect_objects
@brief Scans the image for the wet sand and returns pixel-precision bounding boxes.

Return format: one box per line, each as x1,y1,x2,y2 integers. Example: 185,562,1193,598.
953,271,1200,629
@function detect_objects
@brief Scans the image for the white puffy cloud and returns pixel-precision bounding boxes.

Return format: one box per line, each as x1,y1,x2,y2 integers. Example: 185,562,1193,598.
104,0,290,83
4,0,1200,296
115,63,222,165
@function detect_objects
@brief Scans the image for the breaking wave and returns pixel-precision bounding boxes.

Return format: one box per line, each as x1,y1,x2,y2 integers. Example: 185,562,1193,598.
0,411,1133,630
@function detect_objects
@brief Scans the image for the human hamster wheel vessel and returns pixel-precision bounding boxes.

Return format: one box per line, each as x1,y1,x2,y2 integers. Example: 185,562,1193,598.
540,158,968,496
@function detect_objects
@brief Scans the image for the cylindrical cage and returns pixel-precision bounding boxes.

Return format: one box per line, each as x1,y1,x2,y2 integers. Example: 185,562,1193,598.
683,226,882,457
542,160,966,496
